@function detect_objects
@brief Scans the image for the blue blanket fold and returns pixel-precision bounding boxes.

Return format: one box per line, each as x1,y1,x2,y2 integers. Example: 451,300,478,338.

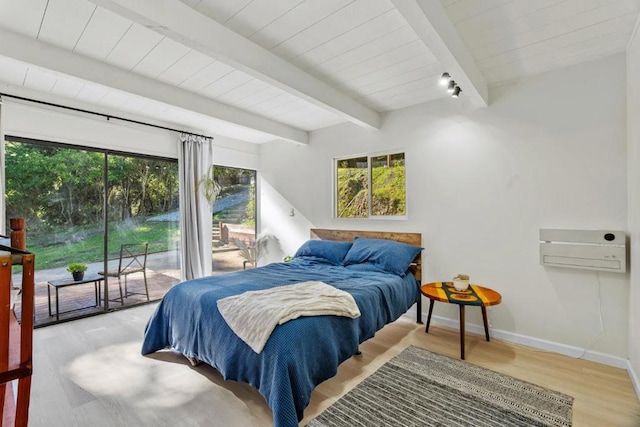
141,259,418,427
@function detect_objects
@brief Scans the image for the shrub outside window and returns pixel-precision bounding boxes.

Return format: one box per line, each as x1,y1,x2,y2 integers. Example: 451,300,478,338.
335,152,406,218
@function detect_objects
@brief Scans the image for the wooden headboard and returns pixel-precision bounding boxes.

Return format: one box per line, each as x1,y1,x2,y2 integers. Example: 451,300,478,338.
310,228,423,282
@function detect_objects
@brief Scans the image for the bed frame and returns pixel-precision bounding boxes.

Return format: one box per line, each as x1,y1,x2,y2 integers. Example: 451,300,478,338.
310,228,423,324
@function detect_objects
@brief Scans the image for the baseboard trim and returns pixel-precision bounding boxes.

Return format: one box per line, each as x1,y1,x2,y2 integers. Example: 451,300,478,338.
404,308,627,369
628,359,640,400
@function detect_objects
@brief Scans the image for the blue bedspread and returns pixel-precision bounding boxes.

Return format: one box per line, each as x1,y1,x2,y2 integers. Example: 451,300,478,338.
141,259,418,427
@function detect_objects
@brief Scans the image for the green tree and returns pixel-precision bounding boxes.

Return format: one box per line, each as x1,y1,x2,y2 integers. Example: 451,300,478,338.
245,183,256,225
5,141,179,234
5,143,104,230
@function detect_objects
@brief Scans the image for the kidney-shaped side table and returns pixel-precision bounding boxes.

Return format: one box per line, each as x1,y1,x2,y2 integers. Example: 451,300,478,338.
420,282,501,360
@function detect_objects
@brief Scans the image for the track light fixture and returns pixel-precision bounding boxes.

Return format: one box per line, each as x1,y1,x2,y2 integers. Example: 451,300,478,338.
440,72,462,99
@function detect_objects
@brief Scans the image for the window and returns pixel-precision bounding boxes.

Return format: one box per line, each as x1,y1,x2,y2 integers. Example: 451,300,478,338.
335,152,406,218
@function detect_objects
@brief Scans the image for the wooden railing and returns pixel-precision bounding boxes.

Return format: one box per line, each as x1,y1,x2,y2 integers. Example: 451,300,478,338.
0,218,34,427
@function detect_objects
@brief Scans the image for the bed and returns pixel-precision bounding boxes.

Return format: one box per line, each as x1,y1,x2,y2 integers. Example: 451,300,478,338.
141,229,423,427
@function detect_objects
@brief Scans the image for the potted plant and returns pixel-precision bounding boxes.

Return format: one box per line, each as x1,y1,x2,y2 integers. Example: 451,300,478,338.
198,165,222,205
452,273,470,291
67,263,88,281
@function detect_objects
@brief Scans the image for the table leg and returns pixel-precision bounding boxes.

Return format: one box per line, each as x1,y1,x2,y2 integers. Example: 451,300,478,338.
47,285,52,317
425,299,435,333
94,281,99,307
55,288,60,321
460,305,465,360
481,305,490,341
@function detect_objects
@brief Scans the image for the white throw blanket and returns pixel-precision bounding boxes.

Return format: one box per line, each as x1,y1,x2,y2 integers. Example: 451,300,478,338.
217,281,361,354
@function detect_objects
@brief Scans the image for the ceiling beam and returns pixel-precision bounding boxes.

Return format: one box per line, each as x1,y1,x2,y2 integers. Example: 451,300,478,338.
0,28,308,144
88,0,382,130
392,0,489,108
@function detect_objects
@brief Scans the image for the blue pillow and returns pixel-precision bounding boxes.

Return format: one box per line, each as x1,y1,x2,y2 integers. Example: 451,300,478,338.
293,239,353,266
343,237,422,276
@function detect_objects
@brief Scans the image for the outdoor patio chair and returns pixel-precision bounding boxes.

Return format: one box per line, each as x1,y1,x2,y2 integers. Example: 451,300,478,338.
99,242,149,305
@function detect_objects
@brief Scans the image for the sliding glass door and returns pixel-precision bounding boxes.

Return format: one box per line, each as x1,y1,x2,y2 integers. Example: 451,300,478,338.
4,137,180,325
105,155,180,307
212,166,256,273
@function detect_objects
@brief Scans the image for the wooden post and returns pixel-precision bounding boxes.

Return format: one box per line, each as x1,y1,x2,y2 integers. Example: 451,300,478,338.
0,252,11,423
1,217,33,426
16,253,34,427
9,218,26,251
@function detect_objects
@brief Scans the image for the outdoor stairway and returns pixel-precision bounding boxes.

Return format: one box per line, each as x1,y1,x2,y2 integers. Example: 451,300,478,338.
212,224,221,243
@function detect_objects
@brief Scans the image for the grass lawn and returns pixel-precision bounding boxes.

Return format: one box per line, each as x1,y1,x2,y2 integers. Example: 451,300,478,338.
26,219,179,271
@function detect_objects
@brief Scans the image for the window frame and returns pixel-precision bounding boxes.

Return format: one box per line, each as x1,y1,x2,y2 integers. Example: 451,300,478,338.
334,150,407,220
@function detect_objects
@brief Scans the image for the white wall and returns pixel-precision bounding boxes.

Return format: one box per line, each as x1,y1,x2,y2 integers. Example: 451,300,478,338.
0,98,260,247
627,20,640,395
1,99,260,168
3,100,177,157
260,54,629,363
257,177,314,264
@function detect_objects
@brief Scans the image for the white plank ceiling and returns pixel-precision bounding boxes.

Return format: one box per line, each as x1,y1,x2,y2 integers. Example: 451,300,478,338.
0,0,638,144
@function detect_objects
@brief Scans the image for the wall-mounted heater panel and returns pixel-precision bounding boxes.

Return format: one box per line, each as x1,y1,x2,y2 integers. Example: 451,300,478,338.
539,229,626,273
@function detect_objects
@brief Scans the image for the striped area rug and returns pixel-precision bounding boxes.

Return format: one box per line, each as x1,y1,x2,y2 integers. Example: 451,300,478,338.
307,346,573,427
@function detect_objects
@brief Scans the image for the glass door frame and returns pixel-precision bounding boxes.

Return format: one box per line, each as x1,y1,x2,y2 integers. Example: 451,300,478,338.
3,135,179,324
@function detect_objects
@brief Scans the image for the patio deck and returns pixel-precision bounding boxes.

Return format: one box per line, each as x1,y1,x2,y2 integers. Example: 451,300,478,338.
16,270,177,327
13,248,248,327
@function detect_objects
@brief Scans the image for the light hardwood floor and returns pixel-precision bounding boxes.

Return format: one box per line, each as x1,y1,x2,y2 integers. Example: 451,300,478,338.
30,303,640,426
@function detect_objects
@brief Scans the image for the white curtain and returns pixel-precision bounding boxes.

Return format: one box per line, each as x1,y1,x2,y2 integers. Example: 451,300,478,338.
178,133,214,280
